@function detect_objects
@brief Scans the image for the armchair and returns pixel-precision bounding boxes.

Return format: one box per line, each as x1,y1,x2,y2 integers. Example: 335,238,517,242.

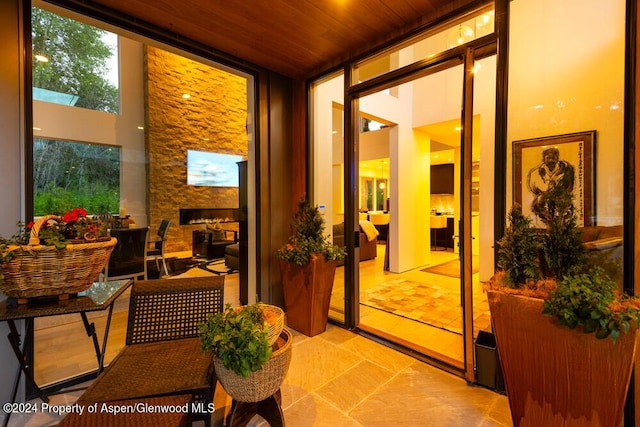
77,276,225,427
333,222,377,265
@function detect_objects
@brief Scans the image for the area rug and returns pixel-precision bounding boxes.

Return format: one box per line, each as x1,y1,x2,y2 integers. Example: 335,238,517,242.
421,256,479,278
360,279,490,335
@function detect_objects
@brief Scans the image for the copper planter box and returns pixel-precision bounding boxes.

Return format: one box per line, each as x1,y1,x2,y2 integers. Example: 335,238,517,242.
279,255,337,337
487,290,637,427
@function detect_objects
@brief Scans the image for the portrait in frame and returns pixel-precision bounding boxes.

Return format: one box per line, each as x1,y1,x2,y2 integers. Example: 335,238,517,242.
513,130,595,228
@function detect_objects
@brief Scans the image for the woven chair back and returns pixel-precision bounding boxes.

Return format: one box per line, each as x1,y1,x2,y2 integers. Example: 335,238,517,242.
125,276,225,345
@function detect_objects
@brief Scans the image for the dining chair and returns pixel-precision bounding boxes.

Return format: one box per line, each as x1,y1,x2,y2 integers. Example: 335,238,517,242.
146,219,171,277
102,226,150,281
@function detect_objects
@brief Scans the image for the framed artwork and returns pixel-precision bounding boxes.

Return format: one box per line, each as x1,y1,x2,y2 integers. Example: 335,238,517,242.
513,130,595,228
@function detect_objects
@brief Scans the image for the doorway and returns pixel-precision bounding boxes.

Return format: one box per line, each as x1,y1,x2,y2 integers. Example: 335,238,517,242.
315,45,497,380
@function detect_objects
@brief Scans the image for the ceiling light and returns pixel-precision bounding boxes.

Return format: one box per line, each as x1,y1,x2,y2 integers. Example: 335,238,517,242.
455,126,462,131
182,93,191,99
137,126,144,130
34,54,49,63
447,24,475,48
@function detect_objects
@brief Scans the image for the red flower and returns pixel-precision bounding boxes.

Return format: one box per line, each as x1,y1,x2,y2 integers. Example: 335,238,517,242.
62,207,87,223
26,221,34,229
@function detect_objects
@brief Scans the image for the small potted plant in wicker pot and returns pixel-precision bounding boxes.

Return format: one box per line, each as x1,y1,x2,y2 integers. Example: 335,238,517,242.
275,198,346,337
199,303,292,403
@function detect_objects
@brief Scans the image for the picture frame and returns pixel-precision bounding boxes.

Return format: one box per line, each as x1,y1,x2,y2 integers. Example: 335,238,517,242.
513,130,595,227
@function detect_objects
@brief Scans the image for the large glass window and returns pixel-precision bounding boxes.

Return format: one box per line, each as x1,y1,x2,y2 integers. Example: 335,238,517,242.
352,6,494,85
33,138,120,215
32,7,119,113
30,4,254,389
507,0,625,288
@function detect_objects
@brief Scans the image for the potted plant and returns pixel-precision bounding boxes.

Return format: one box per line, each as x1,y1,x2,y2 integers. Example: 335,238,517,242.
275,199,345,337
488,193,639,426
199,303,292,403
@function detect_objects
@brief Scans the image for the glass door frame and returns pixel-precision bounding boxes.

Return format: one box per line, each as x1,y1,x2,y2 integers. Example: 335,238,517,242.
340,37,498,381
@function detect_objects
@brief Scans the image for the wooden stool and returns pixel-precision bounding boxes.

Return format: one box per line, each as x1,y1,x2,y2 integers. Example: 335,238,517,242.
228,390,284,427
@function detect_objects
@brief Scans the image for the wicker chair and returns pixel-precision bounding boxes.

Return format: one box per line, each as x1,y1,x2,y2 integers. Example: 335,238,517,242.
77,276,225,427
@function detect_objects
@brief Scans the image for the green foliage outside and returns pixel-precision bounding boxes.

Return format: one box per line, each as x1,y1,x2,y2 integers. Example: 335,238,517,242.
32,7,121,215
32,7,119,113
33,139,120,216
199,303,272,377
275,199,346,266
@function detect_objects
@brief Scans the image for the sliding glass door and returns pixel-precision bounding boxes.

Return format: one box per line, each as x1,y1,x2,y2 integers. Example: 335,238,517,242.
312,6,498,379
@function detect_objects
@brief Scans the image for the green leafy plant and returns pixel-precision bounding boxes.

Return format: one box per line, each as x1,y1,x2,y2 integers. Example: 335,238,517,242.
542,267,640,343
274,198,346,266
497,204,541,288
538,184,586,279
199,303,272,377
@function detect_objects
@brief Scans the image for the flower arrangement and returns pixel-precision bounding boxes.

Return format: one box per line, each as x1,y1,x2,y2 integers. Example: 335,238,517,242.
0,208,116,300
10,208,109,250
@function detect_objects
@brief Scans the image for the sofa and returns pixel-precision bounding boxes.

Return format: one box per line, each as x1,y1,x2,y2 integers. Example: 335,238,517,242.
581,224,623,288
333,221,377,265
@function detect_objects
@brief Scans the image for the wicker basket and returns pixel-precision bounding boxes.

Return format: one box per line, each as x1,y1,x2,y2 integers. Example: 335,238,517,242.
258,303,285,345
235,303,285,345
0,215,117,300
214,328,292,403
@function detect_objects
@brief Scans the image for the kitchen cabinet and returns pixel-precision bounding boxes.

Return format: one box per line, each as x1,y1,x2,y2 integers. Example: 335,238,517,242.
431,164,454,194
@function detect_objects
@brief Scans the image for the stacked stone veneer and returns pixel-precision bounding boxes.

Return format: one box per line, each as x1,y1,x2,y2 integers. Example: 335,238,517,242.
146,46,248,253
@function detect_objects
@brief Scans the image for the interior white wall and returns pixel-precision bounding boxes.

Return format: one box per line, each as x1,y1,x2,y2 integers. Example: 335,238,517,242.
32,37,147,226
475,57,497,281
361,83,431,272
507,0,625,225
313,74,344,229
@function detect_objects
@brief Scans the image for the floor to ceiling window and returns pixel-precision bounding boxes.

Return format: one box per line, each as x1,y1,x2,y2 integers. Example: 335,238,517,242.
30,3,257,388
507,0,625,290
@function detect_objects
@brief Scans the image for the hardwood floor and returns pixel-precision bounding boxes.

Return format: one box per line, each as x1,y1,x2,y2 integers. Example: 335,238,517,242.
33,263,240,387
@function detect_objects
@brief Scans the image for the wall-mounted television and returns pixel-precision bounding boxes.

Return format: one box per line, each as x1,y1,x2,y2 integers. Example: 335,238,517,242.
187,150,243,187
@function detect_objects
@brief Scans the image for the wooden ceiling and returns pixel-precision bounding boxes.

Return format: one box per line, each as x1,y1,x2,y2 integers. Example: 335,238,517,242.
71,0,462,78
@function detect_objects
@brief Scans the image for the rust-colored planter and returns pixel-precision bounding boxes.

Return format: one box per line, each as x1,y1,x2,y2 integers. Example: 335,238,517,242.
487,290,638,427
279,255,337,337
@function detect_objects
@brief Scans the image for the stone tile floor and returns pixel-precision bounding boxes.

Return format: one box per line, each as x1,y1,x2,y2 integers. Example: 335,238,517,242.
7,324,512,426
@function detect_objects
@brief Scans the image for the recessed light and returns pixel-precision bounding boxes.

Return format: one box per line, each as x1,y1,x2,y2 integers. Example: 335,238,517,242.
182,93,191,99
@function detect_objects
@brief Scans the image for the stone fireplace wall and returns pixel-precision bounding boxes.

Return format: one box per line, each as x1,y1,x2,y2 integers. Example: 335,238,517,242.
146,46,248,253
